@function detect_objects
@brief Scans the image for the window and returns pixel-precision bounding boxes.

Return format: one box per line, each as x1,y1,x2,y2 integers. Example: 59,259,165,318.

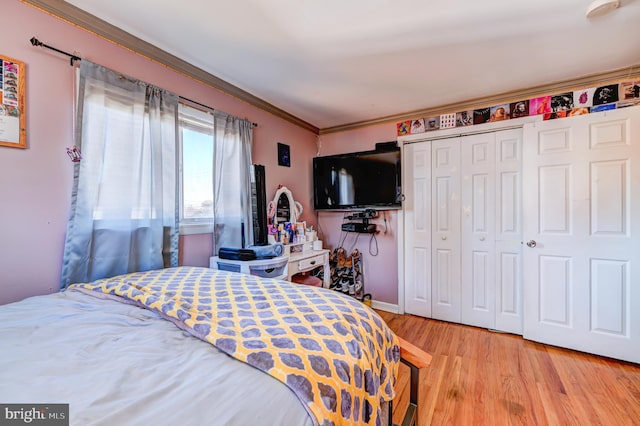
179,103,214,234
178,102,252,243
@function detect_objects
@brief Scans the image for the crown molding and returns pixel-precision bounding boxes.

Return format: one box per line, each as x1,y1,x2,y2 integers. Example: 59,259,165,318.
21,0,320,135
320,64,640,135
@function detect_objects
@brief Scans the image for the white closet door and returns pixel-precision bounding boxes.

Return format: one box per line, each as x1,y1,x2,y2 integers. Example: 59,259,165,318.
461,133,496,329
494,129,523,334
431,138,461,323
403,142,432,317
523,106,640,363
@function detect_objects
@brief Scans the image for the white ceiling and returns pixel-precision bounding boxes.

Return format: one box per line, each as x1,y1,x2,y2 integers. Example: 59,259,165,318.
65,0,640,130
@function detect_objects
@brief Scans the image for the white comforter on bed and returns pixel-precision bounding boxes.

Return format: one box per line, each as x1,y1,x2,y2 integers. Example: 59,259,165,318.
0,289,314,426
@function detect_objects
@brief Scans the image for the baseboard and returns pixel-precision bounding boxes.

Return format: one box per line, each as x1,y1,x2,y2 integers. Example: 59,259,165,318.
371,300,400,314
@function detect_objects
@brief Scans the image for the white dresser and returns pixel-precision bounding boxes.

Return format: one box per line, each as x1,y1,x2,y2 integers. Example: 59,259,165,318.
286,249,330,288
209,248,330,288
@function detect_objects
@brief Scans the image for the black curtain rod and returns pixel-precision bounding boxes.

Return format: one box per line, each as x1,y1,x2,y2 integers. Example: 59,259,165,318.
179,96,258,127
29,36,257,128
30,37,80,66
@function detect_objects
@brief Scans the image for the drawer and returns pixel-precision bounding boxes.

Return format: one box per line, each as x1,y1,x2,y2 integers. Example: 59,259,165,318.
210,256,289,278
297,254,325,272
249,260,288,278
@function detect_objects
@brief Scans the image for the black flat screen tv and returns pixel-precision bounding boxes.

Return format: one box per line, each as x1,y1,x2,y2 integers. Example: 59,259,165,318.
313,148,401,210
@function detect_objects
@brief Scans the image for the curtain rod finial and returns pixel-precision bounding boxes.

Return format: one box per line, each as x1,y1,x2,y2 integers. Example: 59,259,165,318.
30,37,42,47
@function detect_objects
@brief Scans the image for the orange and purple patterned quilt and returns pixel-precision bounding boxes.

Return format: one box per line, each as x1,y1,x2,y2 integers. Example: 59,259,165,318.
72,266,400,426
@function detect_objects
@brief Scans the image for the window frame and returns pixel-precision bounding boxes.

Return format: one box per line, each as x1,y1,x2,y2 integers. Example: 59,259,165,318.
178,103,215,235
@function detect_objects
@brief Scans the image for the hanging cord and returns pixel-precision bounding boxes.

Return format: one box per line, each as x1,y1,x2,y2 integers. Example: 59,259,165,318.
348,232,360,254
315,209,326,242
336,212,352,249
337,231,348,249
337,220,351,248
369,233,379,256
383,211,389,234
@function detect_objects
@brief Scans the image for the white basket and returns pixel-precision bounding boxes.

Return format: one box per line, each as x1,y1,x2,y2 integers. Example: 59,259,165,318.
209,255,289,279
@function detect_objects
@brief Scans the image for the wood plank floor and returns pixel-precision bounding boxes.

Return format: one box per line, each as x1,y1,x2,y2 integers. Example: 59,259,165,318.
379,311,640,426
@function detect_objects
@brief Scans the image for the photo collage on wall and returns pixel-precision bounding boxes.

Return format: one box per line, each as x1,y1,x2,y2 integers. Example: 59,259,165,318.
397,78,640,136
0,59,20,118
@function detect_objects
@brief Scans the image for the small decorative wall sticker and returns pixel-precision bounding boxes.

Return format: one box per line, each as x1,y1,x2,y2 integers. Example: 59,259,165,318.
594,84,619,106
425,116,440,131
591,103,617,113
410,119,425,134
66,145,82,162
397,120,410,136
551,92,575,112
440,113,456,129
574,88,595,107
530,96,552,115
473,108,490,124
568,107,590,117
510,100,529,118
456,111,473,127
620,80,640,100
619,99,640,109
544,111,567,121
489,104,510,122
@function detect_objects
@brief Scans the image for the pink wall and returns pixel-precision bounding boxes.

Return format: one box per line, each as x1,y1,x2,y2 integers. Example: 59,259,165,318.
317,123,400,304
0,1,317,304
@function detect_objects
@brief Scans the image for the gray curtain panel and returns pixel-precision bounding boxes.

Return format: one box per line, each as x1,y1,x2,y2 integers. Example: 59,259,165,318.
212,111,254,254
61,60,179,288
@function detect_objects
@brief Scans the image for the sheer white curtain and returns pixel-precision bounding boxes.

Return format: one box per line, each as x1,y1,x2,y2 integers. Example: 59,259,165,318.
212,111,254,253
61,61,179,288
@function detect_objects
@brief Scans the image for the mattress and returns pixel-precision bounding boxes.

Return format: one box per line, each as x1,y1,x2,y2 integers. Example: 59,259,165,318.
0,288,314,425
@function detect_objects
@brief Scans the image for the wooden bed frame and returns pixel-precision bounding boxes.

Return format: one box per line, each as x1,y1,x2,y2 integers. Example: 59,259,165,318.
392,336,433,426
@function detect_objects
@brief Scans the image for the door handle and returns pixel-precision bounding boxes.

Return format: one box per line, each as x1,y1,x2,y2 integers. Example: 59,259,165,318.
526,240,537,248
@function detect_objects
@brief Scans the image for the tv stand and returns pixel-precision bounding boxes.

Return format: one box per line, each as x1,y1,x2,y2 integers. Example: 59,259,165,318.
342,209,378,233
341,220,377,233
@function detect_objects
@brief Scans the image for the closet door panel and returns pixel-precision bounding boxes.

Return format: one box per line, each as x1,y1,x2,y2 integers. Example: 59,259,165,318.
431,138,461,323
403,142,432,317
461,133,496,329
495,129,523,334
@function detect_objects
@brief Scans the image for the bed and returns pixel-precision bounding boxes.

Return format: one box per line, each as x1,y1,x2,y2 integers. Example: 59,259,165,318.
0,267,430,426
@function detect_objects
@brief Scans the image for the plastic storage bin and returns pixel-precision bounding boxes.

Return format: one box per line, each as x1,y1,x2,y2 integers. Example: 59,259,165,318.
209,255,289,280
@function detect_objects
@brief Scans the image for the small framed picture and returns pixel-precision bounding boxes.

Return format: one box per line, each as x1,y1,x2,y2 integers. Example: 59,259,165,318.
278,142,290,167
0,53,27,149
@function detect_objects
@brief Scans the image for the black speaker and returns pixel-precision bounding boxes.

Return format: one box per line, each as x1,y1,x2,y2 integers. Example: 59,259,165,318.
251,164,269,246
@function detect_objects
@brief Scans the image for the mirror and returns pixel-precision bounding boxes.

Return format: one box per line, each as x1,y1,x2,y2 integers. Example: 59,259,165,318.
269,186,303,225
